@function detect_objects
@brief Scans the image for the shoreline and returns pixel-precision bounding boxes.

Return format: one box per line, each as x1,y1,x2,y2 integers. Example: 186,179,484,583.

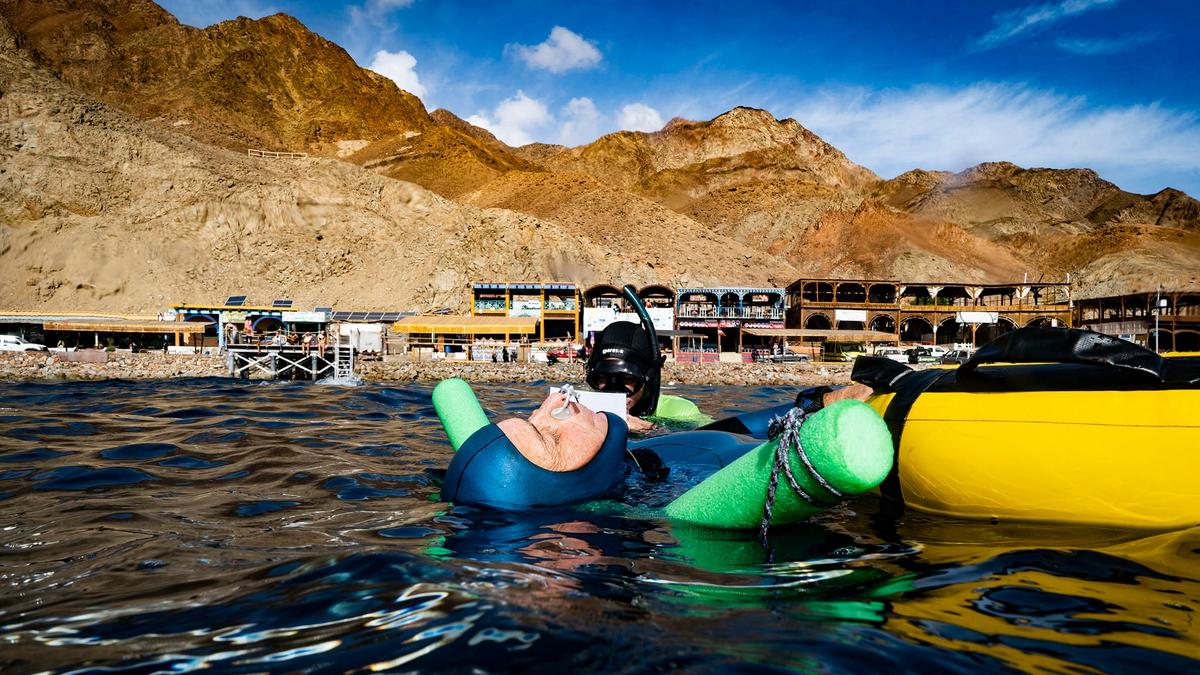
0,352,856,387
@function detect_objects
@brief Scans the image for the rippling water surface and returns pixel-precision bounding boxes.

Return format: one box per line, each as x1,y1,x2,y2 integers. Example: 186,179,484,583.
0,378,1196,673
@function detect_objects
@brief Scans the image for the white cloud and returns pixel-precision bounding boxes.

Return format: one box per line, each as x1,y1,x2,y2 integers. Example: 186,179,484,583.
368,49,427,100
509,26,602,74
558,97,604,145
349,0,414,24
790,83,1200,193
617,103,665,132
1054,32,1156,55
977,0,1118,50
467,91,553,146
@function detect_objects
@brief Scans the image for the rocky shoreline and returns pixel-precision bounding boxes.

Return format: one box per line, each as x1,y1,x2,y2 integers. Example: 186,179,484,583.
0,352,855,387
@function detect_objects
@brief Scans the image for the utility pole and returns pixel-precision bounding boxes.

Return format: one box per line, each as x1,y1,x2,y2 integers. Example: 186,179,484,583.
1155,285,1163,353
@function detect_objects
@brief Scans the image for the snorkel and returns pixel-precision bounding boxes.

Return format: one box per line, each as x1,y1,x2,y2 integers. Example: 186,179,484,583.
620,284,665,416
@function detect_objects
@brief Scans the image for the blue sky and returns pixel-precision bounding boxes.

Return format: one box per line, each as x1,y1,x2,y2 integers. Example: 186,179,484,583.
161,0,1200,196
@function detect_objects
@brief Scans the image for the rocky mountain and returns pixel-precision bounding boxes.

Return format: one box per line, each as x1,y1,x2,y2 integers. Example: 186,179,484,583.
545,107,879,206
872,163,1200,295
1,0,1196,314
0,17,798,312
0,0,535,197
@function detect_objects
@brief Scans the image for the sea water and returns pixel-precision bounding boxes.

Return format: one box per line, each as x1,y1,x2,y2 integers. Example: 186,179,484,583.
0,378,1196,672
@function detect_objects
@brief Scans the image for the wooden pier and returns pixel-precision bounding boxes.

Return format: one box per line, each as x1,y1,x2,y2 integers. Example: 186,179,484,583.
226,339,355,380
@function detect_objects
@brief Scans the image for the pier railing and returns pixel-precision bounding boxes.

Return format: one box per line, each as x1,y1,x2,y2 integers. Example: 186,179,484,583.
226,345,347,380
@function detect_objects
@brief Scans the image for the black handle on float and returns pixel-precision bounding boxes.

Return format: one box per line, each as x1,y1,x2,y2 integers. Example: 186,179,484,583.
957,326,1164,381
622,284,662,365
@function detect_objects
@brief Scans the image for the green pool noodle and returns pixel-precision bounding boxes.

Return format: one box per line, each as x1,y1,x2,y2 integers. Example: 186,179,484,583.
664,399,893,529
649,394,714,426
432,378,491,450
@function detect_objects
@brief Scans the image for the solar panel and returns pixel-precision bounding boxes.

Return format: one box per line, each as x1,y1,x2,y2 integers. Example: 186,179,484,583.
224,295,247,307
314,307,333,314
272,299,293,308
366,312,384,321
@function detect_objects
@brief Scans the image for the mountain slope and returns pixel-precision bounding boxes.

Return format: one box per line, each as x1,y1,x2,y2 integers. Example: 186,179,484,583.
872,162,1200,294
546,107,879,204
0,25,625,312
0,0,535,197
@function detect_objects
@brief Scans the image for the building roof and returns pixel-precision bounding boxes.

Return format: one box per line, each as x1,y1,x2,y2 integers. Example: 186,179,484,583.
472,282,577,291
743,328,900,341
0,310,155,322
677,287,785,296
44,319,207,334
393,315,539,334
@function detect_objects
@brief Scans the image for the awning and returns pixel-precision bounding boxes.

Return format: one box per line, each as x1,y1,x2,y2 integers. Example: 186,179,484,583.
742,328,900,341
658,329,703,338
44,320,207,334
393,315,539,334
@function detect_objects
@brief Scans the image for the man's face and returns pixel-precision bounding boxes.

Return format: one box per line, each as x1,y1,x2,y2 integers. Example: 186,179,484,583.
497,392,609,472
589,360,646,412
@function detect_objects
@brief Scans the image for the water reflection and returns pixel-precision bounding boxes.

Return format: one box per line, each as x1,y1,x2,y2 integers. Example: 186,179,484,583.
0,378,1194,672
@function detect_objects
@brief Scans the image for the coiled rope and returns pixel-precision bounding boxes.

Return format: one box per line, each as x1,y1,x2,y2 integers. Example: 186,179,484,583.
760,407,846,544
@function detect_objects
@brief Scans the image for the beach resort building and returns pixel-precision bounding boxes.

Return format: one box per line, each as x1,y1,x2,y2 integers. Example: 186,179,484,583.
1074,289,1200,352
675,287,787,360
783,278,1073,355
0,310,203,352
582,284,678,351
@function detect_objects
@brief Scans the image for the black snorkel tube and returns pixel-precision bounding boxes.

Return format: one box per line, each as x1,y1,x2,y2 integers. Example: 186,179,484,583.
622,284,666,416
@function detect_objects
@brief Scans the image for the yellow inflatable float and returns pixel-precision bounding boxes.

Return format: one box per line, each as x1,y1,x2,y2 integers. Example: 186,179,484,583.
853,327,1200,530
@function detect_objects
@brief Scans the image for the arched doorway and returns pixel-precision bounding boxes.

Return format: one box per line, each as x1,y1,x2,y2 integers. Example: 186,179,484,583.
183,314,217,346
253,316,284,334
638,284,675,309
937,317,968,345
900,317,933,343
805,314,832,330
1025,317,1055,328
975,317,1016,345
1148,329,1174,352
868,315,895,333
585,284,622,309
1174,330,1199,352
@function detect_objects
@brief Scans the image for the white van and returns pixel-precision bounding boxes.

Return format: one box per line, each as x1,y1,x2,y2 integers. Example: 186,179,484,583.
0,335,48,351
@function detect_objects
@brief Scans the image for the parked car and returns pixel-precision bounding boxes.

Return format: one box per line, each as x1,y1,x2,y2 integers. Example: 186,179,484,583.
940,348,976,365
906,347,939,364
0,335,48,352
875,347,908,363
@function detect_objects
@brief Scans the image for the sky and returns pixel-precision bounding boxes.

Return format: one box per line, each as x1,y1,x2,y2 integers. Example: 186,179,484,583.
159,0,1200,196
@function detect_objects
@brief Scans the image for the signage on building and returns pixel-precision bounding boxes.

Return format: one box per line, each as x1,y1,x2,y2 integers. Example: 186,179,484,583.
220,311,247,322
509,298,542,319
281,311,327,323
835,309,867,322
743,321,785,329
678,319,745,329
750,294,771,302
584,307,673,333
957,311,999,325
686,294,710,302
